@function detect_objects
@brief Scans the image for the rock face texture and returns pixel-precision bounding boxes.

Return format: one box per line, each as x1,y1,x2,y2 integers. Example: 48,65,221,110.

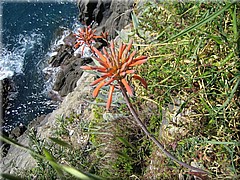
49,44,92,97
78,0,134,38
0,72,95,174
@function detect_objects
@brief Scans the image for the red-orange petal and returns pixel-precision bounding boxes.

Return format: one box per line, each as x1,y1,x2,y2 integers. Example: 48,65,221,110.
81,66,107,72
110,40,116,57
100,72,114,77
122,40,133,61
120,69,135,77
132,56,148,62
126,50,137,65
110,40,118,66
126,39,133,53
92,56,109,68
74,41,83,49
89,34,93,39
103,47,110,58
120,62,128,72
125,69,135,74
132,74,147,89
129,59,148,67
102,47,112,67
107,85,115,110
90,76,105,86
80,66,93,70
92,81,105,98
118,42,123,60
121,78,133,96
96,68,108,73
104,77,115,86
91,46,108,63
120,71,126,77
121,44,127,61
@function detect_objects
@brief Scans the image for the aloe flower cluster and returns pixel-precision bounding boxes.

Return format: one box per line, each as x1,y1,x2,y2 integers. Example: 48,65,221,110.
74,24,108,51
81,40,148,110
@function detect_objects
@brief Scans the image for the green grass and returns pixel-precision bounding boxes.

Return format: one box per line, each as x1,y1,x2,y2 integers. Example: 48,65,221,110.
130,1,239,179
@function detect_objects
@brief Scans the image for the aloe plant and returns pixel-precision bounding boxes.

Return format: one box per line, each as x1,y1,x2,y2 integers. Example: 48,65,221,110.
81,39,208,175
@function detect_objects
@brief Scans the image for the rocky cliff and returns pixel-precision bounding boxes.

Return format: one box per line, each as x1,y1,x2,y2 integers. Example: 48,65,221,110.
1,0,133,175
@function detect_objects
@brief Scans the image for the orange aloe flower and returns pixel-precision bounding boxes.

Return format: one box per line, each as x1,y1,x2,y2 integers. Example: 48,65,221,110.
74,24,108,54
81,40,148,110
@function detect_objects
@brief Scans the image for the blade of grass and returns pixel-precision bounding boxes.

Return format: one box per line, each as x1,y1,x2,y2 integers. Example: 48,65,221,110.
164,3,234,43
230,4,238,41
223,145,236,174
205,140,240,146
116,137,137,151
49,137,71,148
61,166,103,180
216,77,240,112
1,174,24,180
213,51,234,67
43,148,64,176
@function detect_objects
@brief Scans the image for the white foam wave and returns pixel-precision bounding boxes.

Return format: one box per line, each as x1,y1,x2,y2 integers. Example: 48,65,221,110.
0,32,44,80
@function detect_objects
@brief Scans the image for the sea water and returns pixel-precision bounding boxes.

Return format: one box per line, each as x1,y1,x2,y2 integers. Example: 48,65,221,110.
1,1,79,132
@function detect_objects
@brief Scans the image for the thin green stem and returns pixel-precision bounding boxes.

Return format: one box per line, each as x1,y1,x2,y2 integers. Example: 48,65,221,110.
119,81,208,174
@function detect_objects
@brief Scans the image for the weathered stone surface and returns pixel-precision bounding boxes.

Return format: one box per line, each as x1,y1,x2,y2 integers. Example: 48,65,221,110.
0,72,95,174
37,72,95,139
0,132,36,175
77,0,134,38
52,56,92,97
8,125,27,140
63,32,77,47
50,44,74,67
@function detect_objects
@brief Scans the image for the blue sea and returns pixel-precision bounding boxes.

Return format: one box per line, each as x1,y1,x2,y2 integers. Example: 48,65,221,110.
1,1,80,132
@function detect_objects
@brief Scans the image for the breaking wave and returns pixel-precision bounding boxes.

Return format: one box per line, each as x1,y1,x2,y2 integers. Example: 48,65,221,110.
0,31,44,80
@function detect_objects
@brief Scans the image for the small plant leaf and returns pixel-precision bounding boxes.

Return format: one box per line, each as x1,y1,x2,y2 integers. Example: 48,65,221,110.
116,136,136,151
131,11,139,31
49,137,71,148
61,166,103,180
43,148,64,176
1,174,24,180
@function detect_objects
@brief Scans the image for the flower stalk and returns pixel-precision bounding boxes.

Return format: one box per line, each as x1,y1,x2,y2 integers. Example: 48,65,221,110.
119,81,208,174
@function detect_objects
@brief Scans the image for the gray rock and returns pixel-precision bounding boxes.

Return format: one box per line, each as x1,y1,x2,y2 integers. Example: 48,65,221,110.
77,0,133,38
51,45,73,67
52,57,92,97
9,124,26,140
63,32,77,47
52,69,65,91
0,132,36,175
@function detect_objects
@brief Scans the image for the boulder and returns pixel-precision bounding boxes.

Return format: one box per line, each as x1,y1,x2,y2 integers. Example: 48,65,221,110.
52,56,92,97
49,44,74,67
77,0,134,38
